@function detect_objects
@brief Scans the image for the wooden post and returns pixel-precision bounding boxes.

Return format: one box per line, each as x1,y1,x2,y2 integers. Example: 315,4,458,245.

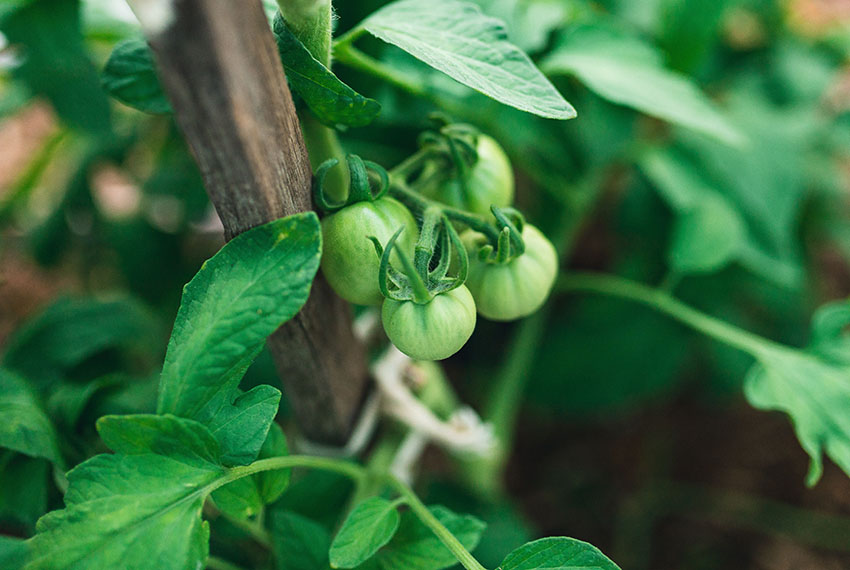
142,0,370,445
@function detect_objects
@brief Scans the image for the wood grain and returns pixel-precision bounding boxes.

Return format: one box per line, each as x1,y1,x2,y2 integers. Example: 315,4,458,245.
147,0,369,444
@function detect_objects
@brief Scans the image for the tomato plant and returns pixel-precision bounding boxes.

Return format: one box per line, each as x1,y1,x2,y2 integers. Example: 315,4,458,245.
1,1,850,570
419,134,515,217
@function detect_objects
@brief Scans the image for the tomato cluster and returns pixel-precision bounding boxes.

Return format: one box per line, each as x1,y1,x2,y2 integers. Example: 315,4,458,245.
317,129,558,361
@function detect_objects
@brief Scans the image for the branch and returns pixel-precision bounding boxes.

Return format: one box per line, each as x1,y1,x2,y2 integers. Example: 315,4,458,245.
138,0,370,444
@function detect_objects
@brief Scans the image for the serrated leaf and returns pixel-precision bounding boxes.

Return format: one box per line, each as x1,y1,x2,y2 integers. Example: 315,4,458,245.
329,497,400,568
274,14,381,128
358,0,574,119
27,415,230,570
0,369,62,466
156,213,321,457
366,505,485,570
102,38,172,114
270,510,332,570
542,24,743,144
743,301,850,486
497,536,620,570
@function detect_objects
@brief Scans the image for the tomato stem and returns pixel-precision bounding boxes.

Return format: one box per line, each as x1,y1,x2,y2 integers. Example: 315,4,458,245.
557,272,782,357
226,455,490,570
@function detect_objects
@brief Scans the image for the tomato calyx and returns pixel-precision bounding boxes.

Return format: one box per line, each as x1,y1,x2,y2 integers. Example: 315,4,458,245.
474,206,527,264
370,206,469,304
313,154,390,213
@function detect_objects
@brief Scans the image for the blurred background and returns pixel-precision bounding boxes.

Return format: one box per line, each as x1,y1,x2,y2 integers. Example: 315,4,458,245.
1,1,850,569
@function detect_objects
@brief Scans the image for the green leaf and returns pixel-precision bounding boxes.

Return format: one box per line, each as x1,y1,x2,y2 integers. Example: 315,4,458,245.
274,14,381,128
329,497,400,568
744,301,850,486
358,0,574,119
2,297,158,388
0,452,49,530
640,148,745,275
211,476,264,520
210,421,290,519
102,38,172,114
542,24,743,144
673,89,817,288
207,384,282,465
270,510,332,570
2,0,113,136
667,194,744,275
0,535,29,570
28,415,229,570
0,0,33,23
156,213,321,452
96,414,220,463
497,536,621,570
0,369,62,465
658,0,730,72
471,0,574,53
365,505,485,570
255,422,292,504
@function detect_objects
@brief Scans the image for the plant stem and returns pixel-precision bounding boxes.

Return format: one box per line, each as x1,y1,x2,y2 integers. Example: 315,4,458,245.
221,454,488,570
225,455,368,484
277,0,348,199
277,0,333,66
388,478,489,570
456,173,604,497
333,42,427,98
557,272,781,357
389,180,501,244
301,112,349,202
458,310,548,498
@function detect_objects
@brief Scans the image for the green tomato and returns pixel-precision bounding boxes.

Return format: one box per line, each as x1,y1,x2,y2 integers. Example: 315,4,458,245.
321,197,418,306
382,286,477,361
423,135,514,216
463,224,558,321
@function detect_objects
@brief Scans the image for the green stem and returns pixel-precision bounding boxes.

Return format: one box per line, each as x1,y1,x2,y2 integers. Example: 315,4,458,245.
457,310,547,498
333,42,427,98
388,478,489,570
349,428,406,506
277,0,333,66
276,1,347,201
389,180,501,244
301,113,348,202
224,455,368,484
557,272,781,357
221,454,487,570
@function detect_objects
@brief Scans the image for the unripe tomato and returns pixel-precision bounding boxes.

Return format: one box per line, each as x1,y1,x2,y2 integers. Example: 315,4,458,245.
321,197,417,306
462,224,558,321
422,135,514,216
382,286,477,360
